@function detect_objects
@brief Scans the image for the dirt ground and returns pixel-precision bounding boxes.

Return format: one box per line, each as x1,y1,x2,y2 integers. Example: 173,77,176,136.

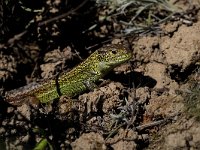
0,0,200,150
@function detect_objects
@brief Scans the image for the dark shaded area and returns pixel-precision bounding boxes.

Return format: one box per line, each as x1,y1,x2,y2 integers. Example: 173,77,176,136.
108,71,157,89
168,64,199,83
1,0,116,90
31,108,84,149
3,64,34,90
0,100,84,149
0,96,9,119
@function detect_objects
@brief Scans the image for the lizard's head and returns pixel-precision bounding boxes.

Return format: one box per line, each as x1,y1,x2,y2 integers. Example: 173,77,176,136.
96,44,132,72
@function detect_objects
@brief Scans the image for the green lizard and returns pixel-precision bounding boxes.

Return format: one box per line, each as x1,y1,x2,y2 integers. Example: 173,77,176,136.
4,44,132,106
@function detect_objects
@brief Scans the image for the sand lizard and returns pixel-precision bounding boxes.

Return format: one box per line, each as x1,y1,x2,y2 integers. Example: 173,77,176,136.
4,44,132,106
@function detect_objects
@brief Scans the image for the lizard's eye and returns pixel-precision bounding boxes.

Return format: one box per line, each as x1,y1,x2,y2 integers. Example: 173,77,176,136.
111,50,117,54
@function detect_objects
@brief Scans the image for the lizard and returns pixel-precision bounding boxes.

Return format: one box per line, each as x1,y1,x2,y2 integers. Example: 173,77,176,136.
4,44,132,106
